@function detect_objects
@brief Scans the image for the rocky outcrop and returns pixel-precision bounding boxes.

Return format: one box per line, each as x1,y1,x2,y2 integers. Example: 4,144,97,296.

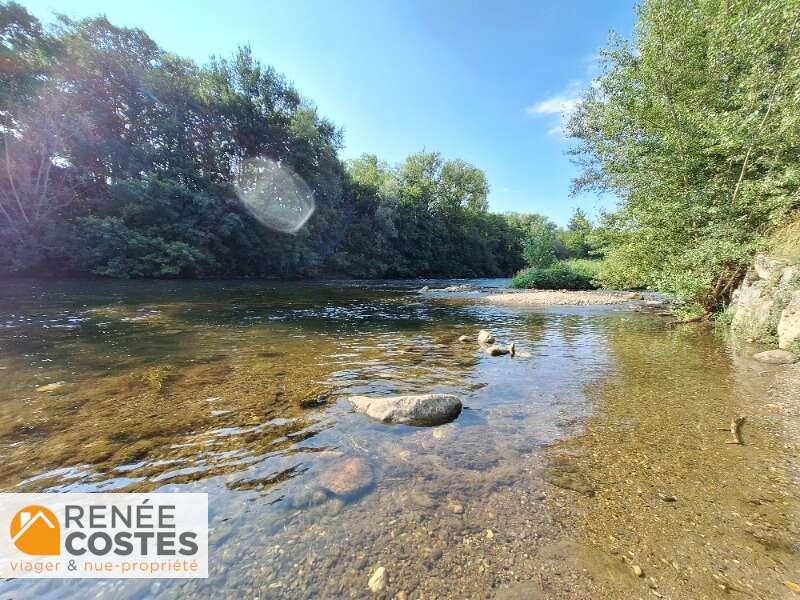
349,393,462,425
777,291,800,349
729,252,800,352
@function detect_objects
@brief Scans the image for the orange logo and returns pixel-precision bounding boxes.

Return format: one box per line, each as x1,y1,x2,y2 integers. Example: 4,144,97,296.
10,505,60,555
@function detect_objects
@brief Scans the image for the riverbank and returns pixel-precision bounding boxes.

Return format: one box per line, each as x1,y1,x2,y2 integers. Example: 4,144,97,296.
541,336,800,599
483,289,642,306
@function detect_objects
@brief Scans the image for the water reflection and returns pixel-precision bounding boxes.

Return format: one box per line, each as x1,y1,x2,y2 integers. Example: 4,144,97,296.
0,279,795,598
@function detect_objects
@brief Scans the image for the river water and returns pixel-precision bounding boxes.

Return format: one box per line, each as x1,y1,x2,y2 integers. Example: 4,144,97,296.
0,279,797,599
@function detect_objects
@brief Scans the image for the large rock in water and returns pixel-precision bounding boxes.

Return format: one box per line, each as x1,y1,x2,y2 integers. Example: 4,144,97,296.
752,349,798,365
349,393,462,426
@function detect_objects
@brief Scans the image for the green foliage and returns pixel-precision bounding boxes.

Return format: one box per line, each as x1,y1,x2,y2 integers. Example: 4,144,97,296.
563,258,602,281
557,208,593,258
511,261,600,290
0,4,532,280
569,0,800,309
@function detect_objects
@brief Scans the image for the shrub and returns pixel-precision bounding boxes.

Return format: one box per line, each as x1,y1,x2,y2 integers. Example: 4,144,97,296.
511,261,600,290
562,258,602,281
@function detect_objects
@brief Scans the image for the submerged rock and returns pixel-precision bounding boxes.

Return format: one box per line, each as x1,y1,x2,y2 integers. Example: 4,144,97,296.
410,488,436,509
289,486,330,509
440,284,472,292
458,334,471,343
418,286,430,293
318,457,374,497
368,566,386,593
494,581,543,600
484,345,509,356
477,329,495,345
753,349,798,364
349,393,462,425
543,459,595,496
36,382,64,393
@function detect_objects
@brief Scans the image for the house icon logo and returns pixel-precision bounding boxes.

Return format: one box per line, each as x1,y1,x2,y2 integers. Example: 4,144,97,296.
9,505,60,555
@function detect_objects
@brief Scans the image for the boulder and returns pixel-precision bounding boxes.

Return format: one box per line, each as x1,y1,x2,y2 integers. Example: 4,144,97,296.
458,334,471,343
730,279,773,335
477,329,495,345
780,265,799,286
754,253,781,280
349,393,462,426
318,457,374,497
778,290,800,349
752,349,798,365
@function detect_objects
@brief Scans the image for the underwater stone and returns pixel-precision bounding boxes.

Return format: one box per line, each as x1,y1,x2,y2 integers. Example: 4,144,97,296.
753,349,798,364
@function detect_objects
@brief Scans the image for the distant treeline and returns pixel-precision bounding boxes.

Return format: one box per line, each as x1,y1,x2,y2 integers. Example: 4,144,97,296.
0,3,593,279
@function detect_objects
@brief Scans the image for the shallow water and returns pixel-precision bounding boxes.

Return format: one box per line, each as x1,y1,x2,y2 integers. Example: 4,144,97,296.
0,279,797,599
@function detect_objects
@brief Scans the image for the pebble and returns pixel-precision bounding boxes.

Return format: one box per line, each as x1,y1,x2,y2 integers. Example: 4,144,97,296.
368,566,386,593
449,502,464,514
632,565,643,577
35,382,64,393
485,529,494,539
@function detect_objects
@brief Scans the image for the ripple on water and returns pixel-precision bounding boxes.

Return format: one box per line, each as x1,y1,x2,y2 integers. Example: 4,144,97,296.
1,279,795,599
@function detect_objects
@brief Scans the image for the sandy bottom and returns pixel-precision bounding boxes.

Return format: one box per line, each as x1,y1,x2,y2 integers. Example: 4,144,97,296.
484,290,642,306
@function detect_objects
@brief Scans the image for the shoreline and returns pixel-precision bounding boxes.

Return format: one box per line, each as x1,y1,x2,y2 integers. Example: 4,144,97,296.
482,289,643,306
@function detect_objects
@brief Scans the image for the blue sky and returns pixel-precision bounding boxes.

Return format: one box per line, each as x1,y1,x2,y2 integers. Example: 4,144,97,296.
22,0,636,225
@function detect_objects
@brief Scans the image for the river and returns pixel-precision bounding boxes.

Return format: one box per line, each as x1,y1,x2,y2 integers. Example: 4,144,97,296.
0,278,797,599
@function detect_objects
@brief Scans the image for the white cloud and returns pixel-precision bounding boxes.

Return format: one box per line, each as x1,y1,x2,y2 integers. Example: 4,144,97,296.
526,95,580,117
525,81,584,137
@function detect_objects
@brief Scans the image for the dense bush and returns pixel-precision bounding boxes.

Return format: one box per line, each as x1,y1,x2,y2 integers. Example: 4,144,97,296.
569,0,800,310
511,261,600,290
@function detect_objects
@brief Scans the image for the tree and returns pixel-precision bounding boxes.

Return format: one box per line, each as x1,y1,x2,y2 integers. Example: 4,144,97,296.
569,0,800,309
557,208,593,258
0,4,535,280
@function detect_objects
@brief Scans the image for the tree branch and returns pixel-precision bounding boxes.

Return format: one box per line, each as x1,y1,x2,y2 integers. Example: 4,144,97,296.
3,135,30,224
731,10,800,206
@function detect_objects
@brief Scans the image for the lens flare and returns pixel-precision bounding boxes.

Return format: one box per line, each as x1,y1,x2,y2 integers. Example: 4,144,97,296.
234,157,315,234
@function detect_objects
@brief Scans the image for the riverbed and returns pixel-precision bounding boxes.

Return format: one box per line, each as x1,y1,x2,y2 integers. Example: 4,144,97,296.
0,279,797,599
